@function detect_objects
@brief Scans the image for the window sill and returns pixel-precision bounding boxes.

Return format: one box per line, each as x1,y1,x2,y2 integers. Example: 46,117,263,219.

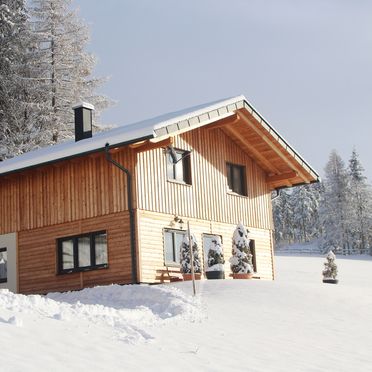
227,191,248,198
164,262,180,268
58,264,109,275
167,179,192,187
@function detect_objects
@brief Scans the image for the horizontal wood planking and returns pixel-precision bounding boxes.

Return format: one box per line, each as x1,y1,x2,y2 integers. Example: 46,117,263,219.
136,126,273,230
0,149,135,235
18,212,132,294
137,210,274,283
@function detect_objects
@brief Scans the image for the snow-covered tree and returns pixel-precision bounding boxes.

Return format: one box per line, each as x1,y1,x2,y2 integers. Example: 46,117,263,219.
273,189,295,245
229,223,254,274
322,251,338,281
206,236,225,272
320,150,353,254
348,149,372,254
29,0,111,143
179,234,201,274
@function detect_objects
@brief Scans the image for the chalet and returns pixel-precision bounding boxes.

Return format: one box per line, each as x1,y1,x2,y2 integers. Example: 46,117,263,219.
0,95,319,294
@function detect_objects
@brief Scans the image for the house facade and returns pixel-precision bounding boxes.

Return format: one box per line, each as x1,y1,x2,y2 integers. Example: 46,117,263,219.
0,96,319,294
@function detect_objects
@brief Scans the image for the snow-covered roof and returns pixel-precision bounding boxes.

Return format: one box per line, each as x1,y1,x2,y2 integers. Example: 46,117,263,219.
0,95,320,182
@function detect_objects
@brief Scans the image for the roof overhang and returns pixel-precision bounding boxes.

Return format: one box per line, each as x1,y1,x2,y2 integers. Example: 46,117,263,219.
0,95,320,189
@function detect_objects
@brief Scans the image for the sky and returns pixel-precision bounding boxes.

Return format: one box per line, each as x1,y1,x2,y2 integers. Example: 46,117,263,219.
74,0,372,180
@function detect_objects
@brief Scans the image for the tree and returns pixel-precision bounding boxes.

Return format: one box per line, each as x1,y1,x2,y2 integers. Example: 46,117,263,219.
348,149,372,254
179,234,201,274
229,223,254,274
320,150,353,254
322,251,338,281
0,0,42,159
206,236,225,272
31,0,111,143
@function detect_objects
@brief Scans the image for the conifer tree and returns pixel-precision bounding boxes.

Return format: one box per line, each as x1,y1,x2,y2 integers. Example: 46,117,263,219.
179,234,201,274
229,223,254,274
320,150,352,254
348,149,371,253
29,0,111,144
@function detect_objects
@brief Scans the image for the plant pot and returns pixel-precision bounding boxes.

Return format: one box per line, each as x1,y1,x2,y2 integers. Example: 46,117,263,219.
232,272,253,279
182,273,202,281
323,278,338,284
206,271,225,280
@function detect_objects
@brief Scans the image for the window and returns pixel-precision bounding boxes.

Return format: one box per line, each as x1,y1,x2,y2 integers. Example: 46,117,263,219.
226,162,247,196
164,229,186,266
0,247,7,283
166,148,191,184
57,231,108,274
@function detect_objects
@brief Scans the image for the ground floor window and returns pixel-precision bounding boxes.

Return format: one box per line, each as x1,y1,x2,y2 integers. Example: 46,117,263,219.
250,240,257,272
57,231,108,274
164,229,185,266
0,247,7,283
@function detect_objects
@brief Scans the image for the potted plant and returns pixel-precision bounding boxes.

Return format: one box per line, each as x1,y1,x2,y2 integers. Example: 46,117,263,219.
322,250,338,284
205,236,225,279
180,233,202,280
229,223,254,279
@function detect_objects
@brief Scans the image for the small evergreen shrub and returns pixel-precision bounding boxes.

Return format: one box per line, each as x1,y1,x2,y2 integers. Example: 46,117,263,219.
180,234,202,274
322,250,338,280
206,236,225,272
229,223,254,274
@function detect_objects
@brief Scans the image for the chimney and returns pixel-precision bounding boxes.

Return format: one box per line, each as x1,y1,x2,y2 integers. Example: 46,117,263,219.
72,102,95,142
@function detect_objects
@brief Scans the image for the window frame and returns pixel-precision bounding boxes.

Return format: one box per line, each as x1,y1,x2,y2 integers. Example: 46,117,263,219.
0,247,7,283
226,162,247,196
249,239,257,273
166,148,192,185
163,228,186,267
57,231,108,275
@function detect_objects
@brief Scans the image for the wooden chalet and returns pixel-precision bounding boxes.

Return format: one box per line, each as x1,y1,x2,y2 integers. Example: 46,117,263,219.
0,96,319,294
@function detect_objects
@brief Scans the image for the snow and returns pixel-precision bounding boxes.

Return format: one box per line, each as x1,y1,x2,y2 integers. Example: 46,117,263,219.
0,95,242,176
1,255,372,371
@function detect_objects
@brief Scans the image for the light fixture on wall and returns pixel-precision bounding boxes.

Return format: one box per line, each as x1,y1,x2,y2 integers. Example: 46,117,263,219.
173,215,184,229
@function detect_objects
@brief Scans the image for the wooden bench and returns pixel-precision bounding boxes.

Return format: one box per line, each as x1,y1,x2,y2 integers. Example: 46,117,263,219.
156,267,183,283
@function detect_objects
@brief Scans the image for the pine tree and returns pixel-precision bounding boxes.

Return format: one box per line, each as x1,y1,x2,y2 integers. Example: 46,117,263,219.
179,234,201,274
320,150,352,254
206,236,225,272
348,149,372,254
273,189,295,245
229,223,254,274
28,0,111,143
322,251,338,281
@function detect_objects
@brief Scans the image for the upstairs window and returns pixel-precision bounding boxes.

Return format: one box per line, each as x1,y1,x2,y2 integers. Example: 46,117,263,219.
166,148,192,184
226,162,247,196
57,231,108,274
0,247,7,283
164,229,185,266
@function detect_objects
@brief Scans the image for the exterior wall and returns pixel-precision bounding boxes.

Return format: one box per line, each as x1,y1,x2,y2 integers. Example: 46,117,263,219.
0,232,17,292
0,148,135,235
136,127,273,230
17,212,132,294
137,210,274,283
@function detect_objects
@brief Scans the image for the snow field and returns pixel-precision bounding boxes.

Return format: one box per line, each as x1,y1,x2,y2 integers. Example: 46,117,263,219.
1,255,372,371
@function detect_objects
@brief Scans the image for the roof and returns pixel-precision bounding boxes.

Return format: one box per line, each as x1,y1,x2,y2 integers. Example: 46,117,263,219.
0,95,320,188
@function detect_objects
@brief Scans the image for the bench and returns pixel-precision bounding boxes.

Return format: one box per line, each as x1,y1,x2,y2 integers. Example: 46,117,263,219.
156,267,183,283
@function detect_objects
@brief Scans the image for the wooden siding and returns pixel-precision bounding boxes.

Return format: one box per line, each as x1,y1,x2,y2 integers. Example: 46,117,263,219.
137,210,274,283
18,211,132,294
136,126,273,230
0,149,134,235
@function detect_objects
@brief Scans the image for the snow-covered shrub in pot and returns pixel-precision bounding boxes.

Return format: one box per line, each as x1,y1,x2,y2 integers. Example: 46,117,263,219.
229,223,254,279
205,236,225,279
322,250,338,284
180,233,202,280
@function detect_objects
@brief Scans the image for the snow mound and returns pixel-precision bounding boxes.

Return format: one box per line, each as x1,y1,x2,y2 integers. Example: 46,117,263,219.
0,284,201,344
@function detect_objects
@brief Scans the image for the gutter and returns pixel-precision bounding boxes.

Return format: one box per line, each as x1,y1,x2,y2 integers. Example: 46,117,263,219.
105,143,138,284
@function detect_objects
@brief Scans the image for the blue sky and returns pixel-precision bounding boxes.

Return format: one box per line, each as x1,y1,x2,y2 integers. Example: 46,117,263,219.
74,0,372,180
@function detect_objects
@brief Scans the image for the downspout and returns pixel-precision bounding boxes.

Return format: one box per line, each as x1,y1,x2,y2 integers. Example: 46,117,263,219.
105,143,138,284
